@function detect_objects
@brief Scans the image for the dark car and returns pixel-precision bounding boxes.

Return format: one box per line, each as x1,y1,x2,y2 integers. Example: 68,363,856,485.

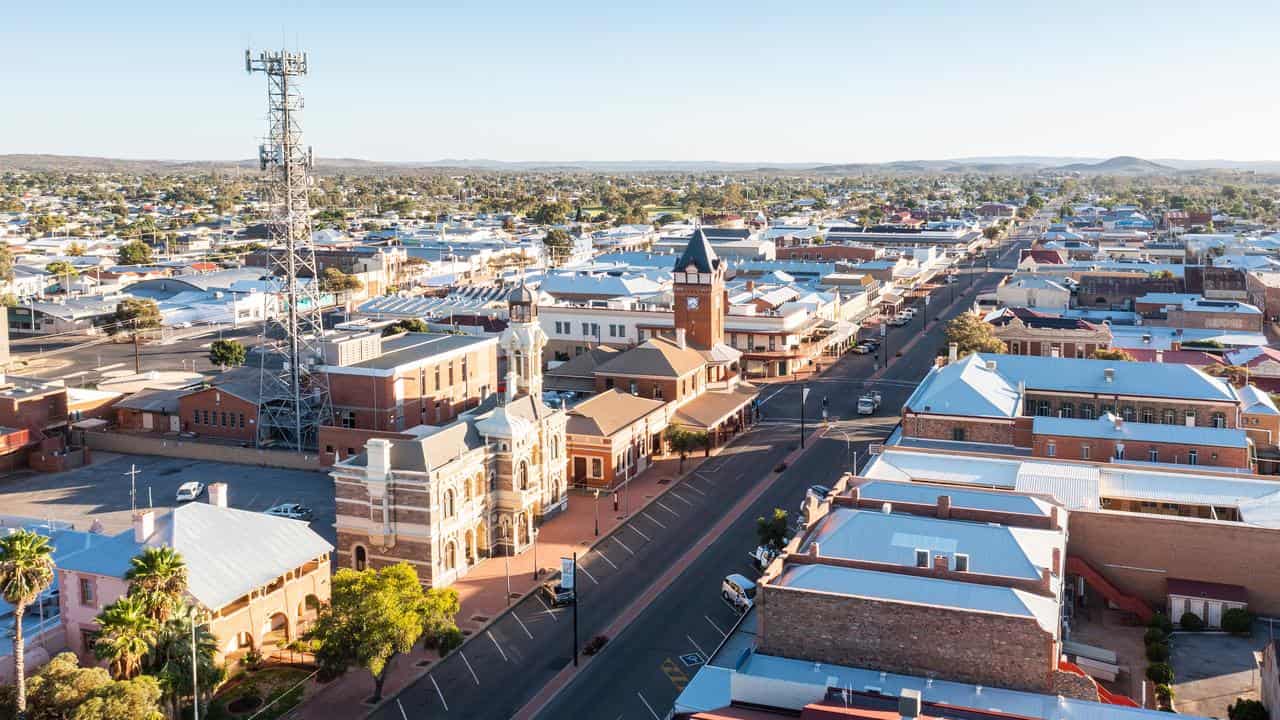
540,581,576,607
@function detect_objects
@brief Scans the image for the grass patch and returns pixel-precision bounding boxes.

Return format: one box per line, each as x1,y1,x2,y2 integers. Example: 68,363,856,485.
205,667,311,720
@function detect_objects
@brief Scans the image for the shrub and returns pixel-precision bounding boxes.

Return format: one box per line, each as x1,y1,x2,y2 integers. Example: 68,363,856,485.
1144,627,1168,645
1146,643,1170,662
1146,662,1174,685
1180,611,1206,631
1149,612,1174,635
241,649,264,671
583,635,609,655
1155,684,1175,701
436,626,464,656
1229,699,1268,720
1222,608,1254,635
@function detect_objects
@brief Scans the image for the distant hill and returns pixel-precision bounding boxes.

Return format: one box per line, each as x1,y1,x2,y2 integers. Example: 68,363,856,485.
1054,156,1175,174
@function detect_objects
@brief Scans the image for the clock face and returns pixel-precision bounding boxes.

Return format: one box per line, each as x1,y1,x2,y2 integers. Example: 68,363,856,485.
686,296,700,310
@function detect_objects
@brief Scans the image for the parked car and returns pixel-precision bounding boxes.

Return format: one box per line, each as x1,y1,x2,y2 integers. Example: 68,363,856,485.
799,484,832,513
749,544,777,569
863,338,881,349
857,391,882,415
540,581,576,607
264,503,314,521
889,315,910,326
722,573,757,613
851,344,872,354
175,481,206,503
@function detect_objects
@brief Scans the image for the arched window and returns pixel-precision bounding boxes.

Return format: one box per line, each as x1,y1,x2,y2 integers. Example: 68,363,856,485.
444,489,455,518
1059,402,1074,419
1141,408,1154,424
518,461,530,491
353,545,367,572
1211,412,1227,429
1122,406,1136,422
1162,409,1177,425
444,541,457,571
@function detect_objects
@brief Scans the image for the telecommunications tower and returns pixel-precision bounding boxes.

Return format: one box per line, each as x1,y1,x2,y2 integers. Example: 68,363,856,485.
244,49,330,450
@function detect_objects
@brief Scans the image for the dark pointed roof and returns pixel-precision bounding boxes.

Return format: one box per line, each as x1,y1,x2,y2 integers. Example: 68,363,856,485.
507,280,536,304
674,228,720,273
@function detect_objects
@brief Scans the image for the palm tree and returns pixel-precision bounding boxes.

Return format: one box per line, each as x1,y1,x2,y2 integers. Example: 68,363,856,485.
125,547,188,622
94,595,157,679
146,605,223,720
0,529,55,716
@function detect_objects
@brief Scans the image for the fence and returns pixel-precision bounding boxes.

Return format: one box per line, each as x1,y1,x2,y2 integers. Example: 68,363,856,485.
78,431,320,470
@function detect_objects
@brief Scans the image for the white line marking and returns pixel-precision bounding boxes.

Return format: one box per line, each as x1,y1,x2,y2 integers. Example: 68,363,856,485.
397,698,410,720
668,491,693,506
595,549,618,569
641,511,667,529
536,595,559,621
686,634,707,659
760,385,788,406
577,562,599,584
459,650,480,685
637,691,662,720
487,630,509,662
705,614,727,638
630,524,652,542
694,472,717,486
511,612,534,639
613,536,635,555
684,482,707,497
655,500,678,516
429,675,448,711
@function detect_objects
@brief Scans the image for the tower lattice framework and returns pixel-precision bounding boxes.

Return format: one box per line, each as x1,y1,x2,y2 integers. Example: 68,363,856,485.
245,49,331,450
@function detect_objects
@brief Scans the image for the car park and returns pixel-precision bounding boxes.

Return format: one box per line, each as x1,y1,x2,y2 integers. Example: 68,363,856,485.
175,481,205,503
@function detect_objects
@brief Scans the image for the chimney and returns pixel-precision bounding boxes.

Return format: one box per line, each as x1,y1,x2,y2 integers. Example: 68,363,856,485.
948,342,958,363
849,486,861,502
1113,415,1123,430
746,280,755,293
1041,567,1053,593
367,438,392,479
899,689,922,720
1104,367,1115,383
881,502,892,514
208,482,228,508
985,359,997,372
133,510,155,543
1052,547,1061,575
936,495,952,519
809,542,821,558
1155,350,1164,363
933,554,949,572
675,328,687,349
1050,506,1061,531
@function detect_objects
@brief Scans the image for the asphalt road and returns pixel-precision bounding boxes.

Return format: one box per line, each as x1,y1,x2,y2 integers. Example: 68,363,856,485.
369,239,1027,720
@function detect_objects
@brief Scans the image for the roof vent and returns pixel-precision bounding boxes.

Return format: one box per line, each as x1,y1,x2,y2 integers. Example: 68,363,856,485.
1103,367,1115,383
881,502,892,514
899,689,923,720
985,360,997,372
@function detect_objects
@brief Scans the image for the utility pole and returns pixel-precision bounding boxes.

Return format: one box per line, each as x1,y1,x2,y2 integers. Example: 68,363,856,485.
133,332,141,374
572,552,579,668
124,464,140,513
800,385,809,448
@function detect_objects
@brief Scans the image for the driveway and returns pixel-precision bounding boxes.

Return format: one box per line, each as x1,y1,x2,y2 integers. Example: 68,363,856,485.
1172,628,1267,718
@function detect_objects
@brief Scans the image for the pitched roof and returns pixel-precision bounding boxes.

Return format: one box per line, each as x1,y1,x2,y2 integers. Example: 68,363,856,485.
115,387,187,413
671,383,758,428
595,336,705,378
674,228,721,273
904,354,1021,418
962,353,1236,403
566,389,666,437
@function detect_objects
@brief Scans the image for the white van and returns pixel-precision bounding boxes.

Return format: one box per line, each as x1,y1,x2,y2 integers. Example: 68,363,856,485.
722,573,757,612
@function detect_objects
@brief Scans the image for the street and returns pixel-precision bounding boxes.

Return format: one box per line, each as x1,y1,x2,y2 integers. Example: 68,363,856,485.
369,235,1027,720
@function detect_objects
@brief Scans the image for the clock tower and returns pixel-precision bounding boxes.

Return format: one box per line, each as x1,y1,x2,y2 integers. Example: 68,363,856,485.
672,228,725,351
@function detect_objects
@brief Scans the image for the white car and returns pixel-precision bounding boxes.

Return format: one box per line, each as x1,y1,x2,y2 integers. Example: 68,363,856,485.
175,481,205,503
265,503,314,521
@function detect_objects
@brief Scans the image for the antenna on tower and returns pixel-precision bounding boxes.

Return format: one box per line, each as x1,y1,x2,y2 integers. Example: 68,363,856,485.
243,48,332,451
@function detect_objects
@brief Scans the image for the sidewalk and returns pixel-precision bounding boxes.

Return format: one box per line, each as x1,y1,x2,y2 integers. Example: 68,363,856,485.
292,447,724,718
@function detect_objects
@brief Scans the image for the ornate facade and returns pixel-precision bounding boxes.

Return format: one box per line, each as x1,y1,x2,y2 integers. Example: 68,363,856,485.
330,284,568,587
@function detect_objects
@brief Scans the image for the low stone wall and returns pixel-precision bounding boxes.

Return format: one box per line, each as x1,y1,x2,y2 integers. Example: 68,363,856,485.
79,431,320,470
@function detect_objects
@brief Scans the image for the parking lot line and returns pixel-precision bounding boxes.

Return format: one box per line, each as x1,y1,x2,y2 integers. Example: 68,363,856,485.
641,511,667,529
668,491,693,506
577,563,599,585
512,612,534,640
536,595,560,621
430,675,449,711
629,524,652,542
459,650,481,685
655,500,678,516
487,630,509,662
686,634,707,659
705,614,727,638
683,482,707,497
694,472,717,486
637,691,661,720
595,549,618,569
397,698,410,720
613,536,635,555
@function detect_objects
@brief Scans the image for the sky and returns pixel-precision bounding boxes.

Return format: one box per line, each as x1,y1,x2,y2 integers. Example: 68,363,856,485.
3,1,1279,164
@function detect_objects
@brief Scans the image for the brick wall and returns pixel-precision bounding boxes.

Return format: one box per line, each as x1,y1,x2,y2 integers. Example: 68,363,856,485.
594,375,682,403
1022,392,1237,429
178,388,258,442
1032,433,1251,469
758,585,1057,694
325,344,497,431
902,413,1015,445
1164,308,1263,333
318,426,416,466
776,245,880,262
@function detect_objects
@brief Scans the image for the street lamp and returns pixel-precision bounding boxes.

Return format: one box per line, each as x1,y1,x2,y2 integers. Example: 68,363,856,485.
503,524,512,605
532,527,540,581
593,489,600,536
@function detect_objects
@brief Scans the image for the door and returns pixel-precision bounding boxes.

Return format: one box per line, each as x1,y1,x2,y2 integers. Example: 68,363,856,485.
1208,601,1223,628
1170,596,1186,620
142,413,153,430
169,415,181,433
573,457,587,484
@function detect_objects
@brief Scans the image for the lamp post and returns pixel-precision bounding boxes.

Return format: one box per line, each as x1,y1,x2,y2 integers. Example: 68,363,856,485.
503,525,512,605
593,489,600,536
532,527,539,581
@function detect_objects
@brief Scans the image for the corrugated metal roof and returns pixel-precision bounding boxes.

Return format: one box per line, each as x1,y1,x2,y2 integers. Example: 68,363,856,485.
1014,462,1100,511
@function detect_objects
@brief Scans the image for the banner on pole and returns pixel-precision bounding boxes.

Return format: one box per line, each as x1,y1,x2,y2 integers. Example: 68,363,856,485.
561,557,575,589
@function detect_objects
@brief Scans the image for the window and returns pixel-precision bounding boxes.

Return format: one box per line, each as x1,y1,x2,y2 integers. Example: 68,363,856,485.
1141,408,1154,424
1059,403,1074,419
79,577,95,606
1081,444,1091,460
448,363,455,385
325,445,334,454
1162,409,1177,425
220,412,227,427
239,413,245,428
951,427,966,442
444,489,455,518
629,381,638,395
1122,406,1136,422
591,323,600,337
1188,448,1199,465
1149,447,1159,462
462,357,469,379
1010,341,1021,355
1211,412,1226,428
591,458,603,478
192,409,199,425
653,386,663,400
1036,400,1051,417
341,412,355,429
1046,441,1056,458
1185,411,1197,427
1080,403,1096,420
915,549,929,568
1114,445,1125,460
434,366,441,390
581,322,590,336
353,545,367,571
954,553,969,572
202,410,210,425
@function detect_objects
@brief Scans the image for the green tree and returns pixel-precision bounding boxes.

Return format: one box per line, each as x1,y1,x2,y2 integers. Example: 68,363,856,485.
944,313,1007,356
1228,699,1268,720
208,339,247,367
381,318,430,336
321,267,364,293
756,508,790,552
112,298,162,334
117,240,154,265
17,652,164,720
1090,348,1135,362
542,228,574,266
665,427,709,472
419,587,462,648
66,242,86,257
143,606,224,720
0,529,55,716
93,595,158,680
45,260,79,280
0,244,13,283
982,225,1002,241
124,547,188,623
530,201,572,225
308,563,448,702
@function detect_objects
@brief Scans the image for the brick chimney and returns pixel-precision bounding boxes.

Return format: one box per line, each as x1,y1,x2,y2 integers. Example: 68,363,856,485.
1050,506,1061,531
133,510,155,543
936,494,952,519
367,438,392,480
809,542,821,558
933,553,949,572
208,482,228,508
1052,547,1061,575
948,342,958,363
1041,567,1053,593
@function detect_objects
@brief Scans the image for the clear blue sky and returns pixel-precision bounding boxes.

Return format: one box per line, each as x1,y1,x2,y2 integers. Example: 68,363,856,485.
3,1,1278,163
